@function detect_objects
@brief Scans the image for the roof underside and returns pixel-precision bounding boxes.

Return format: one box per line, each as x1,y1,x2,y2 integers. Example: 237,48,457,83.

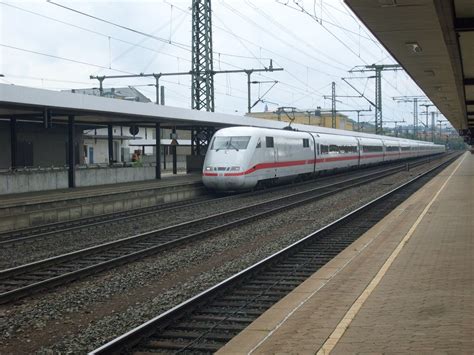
345,0,473,139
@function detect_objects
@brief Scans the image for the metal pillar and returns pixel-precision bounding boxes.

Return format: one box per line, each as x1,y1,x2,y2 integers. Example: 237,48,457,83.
163,143,167,170
247,71,252,114
191,0,214,112
154,75,160,104
375,67,382,134
10,117,17,169
356,111,360,132
413,98,418,139
68,115,76,188
349,64,402,135
431,112,436,142
160,86,165,105
191,126,215,156
155,123,161,179
331,81,336,129
98,76,105,96
172,126,177,175
107,124,114,164
425,106,429,140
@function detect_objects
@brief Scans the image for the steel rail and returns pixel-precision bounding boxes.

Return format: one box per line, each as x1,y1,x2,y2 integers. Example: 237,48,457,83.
89,153,461,355
0,154,449,304
0,155,442,246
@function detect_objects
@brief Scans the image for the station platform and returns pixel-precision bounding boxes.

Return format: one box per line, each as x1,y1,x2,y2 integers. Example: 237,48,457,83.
0,172,204,233
219,152,473,354
0,172,201,208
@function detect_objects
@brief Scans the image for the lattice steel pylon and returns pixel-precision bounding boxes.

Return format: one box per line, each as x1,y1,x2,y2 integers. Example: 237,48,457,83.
191,0,214,112
350,64,402,135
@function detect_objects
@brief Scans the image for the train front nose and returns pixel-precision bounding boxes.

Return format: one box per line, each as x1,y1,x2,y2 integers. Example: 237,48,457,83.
202,167,246,190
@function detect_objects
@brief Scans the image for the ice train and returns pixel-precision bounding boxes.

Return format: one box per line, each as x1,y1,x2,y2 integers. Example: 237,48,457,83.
202,126,445,191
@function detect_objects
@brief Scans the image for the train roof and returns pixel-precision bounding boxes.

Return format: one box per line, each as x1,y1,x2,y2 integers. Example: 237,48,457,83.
215,126,443,146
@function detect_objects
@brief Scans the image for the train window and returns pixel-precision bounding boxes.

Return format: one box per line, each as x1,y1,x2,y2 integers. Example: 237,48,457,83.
303,138,309,148
211,136,251,151
266,137,274,148
329,144,339,153
363,145,383,152
256,138,261,149
340,145,357,153
317,144,320,155
320,145,329,154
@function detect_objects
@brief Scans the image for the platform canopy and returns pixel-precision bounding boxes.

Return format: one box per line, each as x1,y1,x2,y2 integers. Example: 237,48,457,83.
345,0,473,140
0,83,404,139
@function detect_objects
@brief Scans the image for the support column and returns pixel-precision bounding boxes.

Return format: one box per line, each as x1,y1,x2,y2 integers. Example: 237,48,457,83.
163,142,167,170
172,126,177,175
331,81,336,129
107,124,113,165
160,86,165,105
68,115,76,188
10,117,17,170
247,71,252,114
191,128,195,155
155,123,161,179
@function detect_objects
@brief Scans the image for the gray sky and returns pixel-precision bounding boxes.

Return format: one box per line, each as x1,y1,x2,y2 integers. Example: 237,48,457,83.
0,0,446,127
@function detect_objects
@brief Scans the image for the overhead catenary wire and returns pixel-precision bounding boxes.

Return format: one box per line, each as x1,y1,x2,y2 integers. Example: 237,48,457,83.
2,0,427,118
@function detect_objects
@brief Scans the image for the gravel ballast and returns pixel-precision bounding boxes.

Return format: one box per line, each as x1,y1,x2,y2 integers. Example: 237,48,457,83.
0,162,421,269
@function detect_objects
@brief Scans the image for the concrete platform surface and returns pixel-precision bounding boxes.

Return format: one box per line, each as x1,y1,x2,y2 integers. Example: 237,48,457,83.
218,152,473,354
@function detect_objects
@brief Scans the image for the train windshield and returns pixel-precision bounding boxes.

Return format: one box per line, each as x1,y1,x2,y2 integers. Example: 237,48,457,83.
211,136,251,151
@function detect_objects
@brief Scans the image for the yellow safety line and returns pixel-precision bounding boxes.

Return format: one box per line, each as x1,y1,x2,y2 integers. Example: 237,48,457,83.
316,153,466,355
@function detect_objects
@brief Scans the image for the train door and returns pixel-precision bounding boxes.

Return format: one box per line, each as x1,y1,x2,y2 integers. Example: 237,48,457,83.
356,138,361,166
382,140,386,162
265,136,277,177
309,133,317,173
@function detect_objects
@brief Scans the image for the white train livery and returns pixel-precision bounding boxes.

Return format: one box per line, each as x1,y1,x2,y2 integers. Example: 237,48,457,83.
202,126,445,191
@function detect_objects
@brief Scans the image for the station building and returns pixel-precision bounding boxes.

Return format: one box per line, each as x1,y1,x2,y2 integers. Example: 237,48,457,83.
248,109,354,131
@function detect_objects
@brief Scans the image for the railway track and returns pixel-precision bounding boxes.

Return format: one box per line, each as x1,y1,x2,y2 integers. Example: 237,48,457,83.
0,155,449,304
0,195,212,245
89,153,461,355
0,155,441,246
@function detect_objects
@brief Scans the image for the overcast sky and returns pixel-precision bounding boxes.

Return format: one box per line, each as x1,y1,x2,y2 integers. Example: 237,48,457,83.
0,0,447,127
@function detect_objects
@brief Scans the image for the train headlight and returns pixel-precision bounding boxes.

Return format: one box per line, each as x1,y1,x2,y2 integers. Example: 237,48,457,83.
230,166,240,171
205,166,212,171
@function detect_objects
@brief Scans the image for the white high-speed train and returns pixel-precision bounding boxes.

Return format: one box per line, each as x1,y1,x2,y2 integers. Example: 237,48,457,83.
202,126,445,191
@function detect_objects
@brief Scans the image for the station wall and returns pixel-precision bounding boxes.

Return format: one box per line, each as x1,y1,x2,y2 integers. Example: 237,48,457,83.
0,165,157,195
0,121,83,170
0,122,10,169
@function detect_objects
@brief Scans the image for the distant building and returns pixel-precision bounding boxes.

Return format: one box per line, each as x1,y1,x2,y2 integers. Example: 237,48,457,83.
247,108,354,131
68,86,151,103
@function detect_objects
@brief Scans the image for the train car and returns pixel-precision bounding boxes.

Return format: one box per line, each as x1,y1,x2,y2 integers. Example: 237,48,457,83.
383,139,401,162
203,127,317,190
316,134,359,171
202,126,445,191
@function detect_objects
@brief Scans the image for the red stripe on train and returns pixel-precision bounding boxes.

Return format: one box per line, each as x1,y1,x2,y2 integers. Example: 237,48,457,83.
204,152,429,177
